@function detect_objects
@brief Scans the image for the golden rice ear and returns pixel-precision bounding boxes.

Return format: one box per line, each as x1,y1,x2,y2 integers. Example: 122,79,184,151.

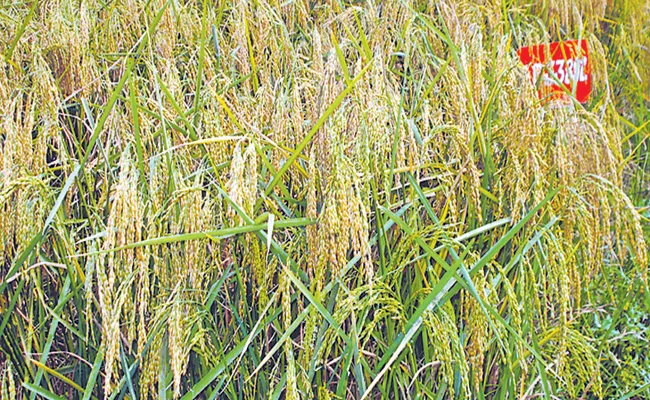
530,0,607,34
96,149,145,393
461,257,492,392
279,271,300,400
226,140,258,224
169,301,189,398
0,361,17,400
422,303,469,398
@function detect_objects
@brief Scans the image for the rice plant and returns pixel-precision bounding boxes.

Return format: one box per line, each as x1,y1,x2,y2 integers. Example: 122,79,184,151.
1,0,649,399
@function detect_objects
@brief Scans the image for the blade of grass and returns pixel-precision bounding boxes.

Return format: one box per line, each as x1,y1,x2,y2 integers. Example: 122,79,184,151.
261,60,372,199
82,350,103,400
28,359,85,394
29,277,72,400
185,202,410,398
22,382,66,400
362,188,559,399
93,217,314,253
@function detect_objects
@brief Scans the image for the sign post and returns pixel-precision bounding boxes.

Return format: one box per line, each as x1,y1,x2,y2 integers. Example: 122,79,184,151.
517,39,592,106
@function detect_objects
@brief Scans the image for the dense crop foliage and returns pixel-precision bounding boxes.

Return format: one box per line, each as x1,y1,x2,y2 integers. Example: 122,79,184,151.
1,0,649,398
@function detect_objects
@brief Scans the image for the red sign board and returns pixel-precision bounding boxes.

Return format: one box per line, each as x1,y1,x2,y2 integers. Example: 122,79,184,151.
517,40,592,104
